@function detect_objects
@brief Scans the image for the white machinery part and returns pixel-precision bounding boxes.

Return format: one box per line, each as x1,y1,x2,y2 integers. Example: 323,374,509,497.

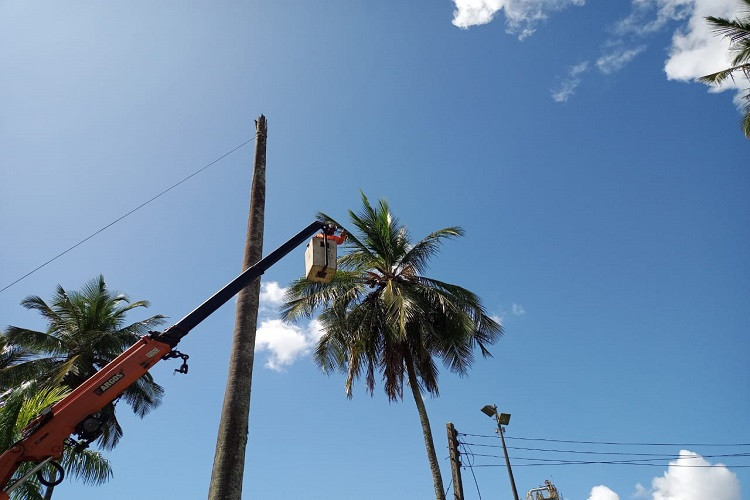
305,237,337,283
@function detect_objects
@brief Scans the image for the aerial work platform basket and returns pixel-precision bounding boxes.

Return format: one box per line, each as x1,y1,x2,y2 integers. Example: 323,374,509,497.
305,236,337,283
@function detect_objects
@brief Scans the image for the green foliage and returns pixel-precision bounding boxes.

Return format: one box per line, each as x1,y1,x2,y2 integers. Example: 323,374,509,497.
284,193,502,499
3,275,165,449
700,0,750,138
283,193,502,400
0,383,112,499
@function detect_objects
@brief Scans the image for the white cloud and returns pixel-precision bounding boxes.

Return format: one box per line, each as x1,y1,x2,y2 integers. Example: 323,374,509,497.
633,483,649,498
259,281,287,307
589,450,741,500
452,0,503,29
551,61,589,102
663,0,747,97
255,318,324,371
596,45,646,74
651,450,741,500
511,303,526,315
588,485,620,500
453,0,748,110
452,0,586,38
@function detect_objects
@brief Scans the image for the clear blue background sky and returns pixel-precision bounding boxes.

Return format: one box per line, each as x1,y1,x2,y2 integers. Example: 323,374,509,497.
1,1,748,499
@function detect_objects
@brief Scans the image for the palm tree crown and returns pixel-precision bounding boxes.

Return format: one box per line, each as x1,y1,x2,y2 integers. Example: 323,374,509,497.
3,276,166,449
282,193,502,500
700,0,750,138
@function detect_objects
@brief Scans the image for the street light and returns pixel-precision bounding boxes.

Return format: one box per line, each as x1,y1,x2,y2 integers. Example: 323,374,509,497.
481,404,519,500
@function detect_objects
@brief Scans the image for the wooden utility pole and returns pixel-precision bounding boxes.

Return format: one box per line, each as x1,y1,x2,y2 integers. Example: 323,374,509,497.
446,423,465,500
208,115,267,500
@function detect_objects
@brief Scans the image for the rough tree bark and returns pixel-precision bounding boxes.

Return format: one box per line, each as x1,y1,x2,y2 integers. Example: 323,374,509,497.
405,354,447,500
208,115,267,500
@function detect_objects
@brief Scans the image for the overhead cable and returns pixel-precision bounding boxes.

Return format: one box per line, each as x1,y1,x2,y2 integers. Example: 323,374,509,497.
1,137,255,294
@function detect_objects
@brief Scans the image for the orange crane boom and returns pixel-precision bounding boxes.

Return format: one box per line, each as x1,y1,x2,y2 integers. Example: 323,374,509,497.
0,221,338,498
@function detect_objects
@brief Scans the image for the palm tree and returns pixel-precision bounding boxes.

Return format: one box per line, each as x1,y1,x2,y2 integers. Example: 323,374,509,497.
282,194,502,500
0,336,56,394
0,383,112,499
700,0,750,138
3,275,166,449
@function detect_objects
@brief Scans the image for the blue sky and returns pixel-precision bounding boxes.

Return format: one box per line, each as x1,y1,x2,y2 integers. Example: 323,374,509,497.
1,1,748,499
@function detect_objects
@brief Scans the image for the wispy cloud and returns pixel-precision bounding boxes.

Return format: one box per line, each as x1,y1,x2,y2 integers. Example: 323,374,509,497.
453,0,748,109
614,0,693,37
255,318,324,372
452,0,586,39
596,45,646,74
511,303,526,316
551,61,589,102
633,483,649,498
590,450,741,500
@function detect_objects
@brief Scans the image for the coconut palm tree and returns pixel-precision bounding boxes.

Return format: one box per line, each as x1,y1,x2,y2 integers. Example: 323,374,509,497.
282,194,502,500
0,383,112,499
0,336,56,394
700,0,750,138
3,275,166,449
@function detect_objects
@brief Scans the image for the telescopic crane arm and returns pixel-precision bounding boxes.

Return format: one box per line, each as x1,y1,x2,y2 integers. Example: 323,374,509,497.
0,221,337,498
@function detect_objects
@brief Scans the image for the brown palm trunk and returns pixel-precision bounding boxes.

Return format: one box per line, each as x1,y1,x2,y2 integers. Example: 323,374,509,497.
208,115,267,500
405,355,446,500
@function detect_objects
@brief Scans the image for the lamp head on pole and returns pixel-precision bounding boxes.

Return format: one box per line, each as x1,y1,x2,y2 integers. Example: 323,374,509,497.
481,404,511,425
480,404,497,417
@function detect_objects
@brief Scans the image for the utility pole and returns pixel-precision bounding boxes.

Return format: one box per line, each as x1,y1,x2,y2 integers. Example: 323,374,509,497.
497,418,520,500
480,404,520,500
446,423,465,500
208,115,267,500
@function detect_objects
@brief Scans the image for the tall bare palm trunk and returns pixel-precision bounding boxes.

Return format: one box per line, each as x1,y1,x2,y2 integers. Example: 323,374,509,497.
405,356,446,500
208,115,267,499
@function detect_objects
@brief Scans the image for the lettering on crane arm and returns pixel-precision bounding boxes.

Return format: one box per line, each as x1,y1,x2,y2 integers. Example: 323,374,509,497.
139,347,162,369
94,371,124,395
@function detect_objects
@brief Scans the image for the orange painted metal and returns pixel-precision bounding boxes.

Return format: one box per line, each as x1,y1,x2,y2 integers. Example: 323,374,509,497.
0,336,173,491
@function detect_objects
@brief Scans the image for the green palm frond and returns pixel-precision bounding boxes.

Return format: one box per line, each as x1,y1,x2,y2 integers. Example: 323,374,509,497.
0,383,113,498
59,448,112,485
400,227,464,274
699,64,750,85
287,193,501,400
121,373,164,418
698,0,750,139
702,3,750,138
9,477,44,500
4,276,165,451
706,15,750,42
4,327,65,356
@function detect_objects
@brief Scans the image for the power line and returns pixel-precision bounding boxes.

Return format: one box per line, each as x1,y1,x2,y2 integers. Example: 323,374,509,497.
468,462,750,468
460,442,750,459
464,452,747,465
455,435,750,469
460,442,483,500
1,137,255,294
459,433,750,447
